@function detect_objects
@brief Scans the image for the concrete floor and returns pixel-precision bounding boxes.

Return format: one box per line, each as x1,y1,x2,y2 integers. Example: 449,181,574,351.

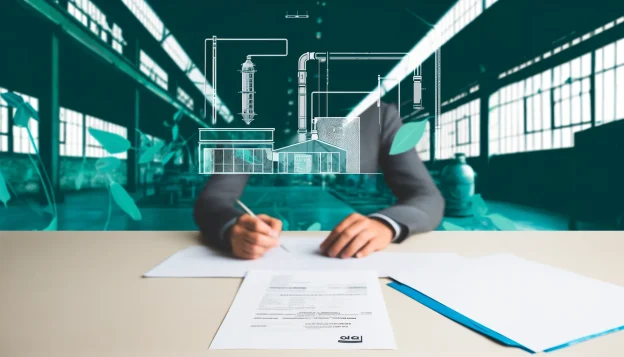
0,186,571,231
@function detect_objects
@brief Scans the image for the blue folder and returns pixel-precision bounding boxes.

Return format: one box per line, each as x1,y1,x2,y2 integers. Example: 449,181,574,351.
388,281,624,353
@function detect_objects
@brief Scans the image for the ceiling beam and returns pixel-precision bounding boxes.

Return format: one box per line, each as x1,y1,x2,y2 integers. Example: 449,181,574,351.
18,0,209,127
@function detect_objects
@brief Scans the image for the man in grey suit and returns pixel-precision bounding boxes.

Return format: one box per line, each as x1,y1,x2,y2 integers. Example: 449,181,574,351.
194,102,444,259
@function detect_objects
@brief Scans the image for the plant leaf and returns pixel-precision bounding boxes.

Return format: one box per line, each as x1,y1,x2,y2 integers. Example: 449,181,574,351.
88,128,131,154
75,171,85,191
22,102,39,121
161,151,175,165
389,120,428,155
0,169,11,207
13,105,30,127
139,141,165,164
96,157,122,173
487,213,517,231
307,222,322,231
110,182,142,221
471,194,488,217
441,221,465,231
172,125,179,141
43,217,58,231
0,91,24,107
173,109,184,122
24,168,34,181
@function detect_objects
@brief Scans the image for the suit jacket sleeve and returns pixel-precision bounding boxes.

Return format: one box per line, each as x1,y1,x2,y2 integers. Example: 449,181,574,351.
193,174,249,249
375,103,445,241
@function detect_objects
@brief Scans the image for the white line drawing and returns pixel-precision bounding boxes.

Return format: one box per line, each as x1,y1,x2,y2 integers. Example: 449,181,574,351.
296,52,407,142
204,38,289,125
240,57,256,124
197,49,426,175
285,11,309,19
198,128,275,174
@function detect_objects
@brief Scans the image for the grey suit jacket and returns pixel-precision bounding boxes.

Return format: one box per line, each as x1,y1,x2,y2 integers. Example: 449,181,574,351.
194,102,445,248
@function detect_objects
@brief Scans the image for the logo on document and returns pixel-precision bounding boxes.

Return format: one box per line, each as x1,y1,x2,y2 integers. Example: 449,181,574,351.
338,336,363,343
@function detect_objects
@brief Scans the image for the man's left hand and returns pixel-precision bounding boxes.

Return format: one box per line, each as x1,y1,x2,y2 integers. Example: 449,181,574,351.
320,213,393,259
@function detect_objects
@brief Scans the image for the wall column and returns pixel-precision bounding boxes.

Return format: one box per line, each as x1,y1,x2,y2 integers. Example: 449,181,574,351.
478,69,495,194
38,30,62,203
126,37,140,192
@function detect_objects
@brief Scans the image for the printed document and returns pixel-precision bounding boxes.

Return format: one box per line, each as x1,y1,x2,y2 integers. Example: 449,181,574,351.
210,270,396,350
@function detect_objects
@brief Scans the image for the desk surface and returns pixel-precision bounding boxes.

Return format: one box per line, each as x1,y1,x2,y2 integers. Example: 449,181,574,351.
1,231,624,357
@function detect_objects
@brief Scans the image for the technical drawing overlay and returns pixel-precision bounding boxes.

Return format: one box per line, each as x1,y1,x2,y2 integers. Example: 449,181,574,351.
316,117,360,174
198,41,435,175
204,37,289,126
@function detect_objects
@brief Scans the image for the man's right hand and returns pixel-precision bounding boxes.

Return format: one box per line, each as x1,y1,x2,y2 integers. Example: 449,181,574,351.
229,214,282,260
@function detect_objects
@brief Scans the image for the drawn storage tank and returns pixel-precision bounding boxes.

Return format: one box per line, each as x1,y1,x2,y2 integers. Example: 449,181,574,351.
240,57,257,125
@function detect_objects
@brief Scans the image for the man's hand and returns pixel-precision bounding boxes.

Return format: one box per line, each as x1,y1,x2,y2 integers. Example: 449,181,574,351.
230,214,283,260
320,213,393,259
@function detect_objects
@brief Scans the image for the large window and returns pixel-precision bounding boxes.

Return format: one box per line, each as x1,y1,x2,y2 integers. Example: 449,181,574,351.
595,38,624,125
552,53,592,148
0,87,8,152
121,0,165,41
438,98,480,159
140,50,168,90
60,108,84,157
12,93,39,154
415,119,430,162
438,0,483,45
67,0,125,54
490,53,592,155
177,87,194,110
86,116,127,159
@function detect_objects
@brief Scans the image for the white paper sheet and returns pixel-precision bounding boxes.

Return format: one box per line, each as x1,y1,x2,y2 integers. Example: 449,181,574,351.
210,270,396,350
392,253,624,352
144,243,460,278
280,236,324,255
143,245,296,278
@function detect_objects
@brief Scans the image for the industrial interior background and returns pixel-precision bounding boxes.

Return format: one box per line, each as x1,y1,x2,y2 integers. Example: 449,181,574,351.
0,0,623,231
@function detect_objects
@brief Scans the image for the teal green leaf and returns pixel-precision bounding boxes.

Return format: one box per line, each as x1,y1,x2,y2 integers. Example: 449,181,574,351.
161,151,175,165
441,221,465,231
163,121,171,128
110,182,142,221
13,106,30,127
139,141,165,164
173,109,184,122
172,125,179,141
307,222,322,231
389,120,428,155
23,102,39,121
75,171,85,191
43,217,58,231
96,157,122,173
471,194,488,217
0,169,10,207
487,213,517,231
1,92,24,107
88,128,131,154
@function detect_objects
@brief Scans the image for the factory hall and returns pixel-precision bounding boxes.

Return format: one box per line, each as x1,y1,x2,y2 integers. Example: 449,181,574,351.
0,0,623,231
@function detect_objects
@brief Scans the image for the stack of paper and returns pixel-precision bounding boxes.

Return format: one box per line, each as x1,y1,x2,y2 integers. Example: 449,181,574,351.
390,253,624,353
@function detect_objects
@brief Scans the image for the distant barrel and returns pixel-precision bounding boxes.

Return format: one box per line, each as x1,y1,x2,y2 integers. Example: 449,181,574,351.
240,57,256,125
